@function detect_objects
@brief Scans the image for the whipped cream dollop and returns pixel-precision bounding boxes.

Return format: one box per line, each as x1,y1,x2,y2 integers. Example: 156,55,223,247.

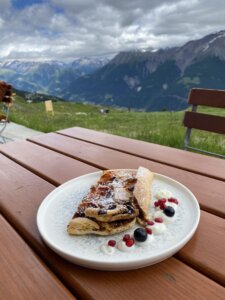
100,244,116,255
147,222,166,235
155,190,172,200
117,240,135,252
99,189,180,256
135,234,154,246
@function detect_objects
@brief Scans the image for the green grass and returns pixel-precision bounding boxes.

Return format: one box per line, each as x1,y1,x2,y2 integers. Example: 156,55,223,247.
6,95,225,156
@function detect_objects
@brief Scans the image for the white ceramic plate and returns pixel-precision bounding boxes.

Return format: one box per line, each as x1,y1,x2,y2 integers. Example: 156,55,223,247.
37,170,200,271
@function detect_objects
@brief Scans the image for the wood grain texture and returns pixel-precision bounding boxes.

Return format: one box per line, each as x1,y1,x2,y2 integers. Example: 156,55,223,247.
56,127,225,181
0,140,99,185
25,133,225,218
0,154,225,299
183,111,225,134
188,88,225,108
177,210,225,286
0,216,75,300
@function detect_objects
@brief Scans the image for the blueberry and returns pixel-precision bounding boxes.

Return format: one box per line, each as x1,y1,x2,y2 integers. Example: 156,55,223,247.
163,206,175,217
134,228,147,242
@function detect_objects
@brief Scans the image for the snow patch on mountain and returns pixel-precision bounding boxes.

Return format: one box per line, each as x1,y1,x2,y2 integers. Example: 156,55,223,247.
124,75,140,89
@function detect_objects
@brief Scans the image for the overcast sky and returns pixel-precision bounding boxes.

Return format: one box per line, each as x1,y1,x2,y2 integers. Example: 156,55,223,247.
0,0,224,60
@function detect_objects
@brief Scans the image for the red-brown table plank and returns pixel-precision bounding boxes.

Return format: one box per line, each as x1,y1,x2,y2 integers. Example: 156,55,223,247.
0,215,75,300
25,133,225,218
57,127,225,181
0,140,99,185
176,210,225,285
0,154,225,293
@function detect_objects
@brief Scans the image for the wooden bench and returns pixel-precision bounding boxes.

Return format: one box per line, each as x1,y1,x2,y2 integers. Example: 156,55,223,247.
183,88,225,158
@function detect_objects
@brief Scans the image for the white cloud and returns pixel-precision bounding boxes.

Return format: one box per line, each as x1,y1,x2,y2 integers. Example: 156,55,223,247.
0,18,5,28
0,0,225,60
0,0,11,12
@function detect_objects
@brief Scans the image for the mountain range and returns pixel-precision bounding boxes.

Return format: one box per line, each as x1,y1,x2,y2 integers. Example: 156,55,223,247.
1,30,225,111
0,56,111,97
66,30,225,111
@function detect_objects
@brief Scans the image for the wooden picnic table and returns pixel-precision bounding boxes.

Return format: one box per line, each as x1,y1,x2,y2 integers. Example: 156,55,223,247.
0,126,225,300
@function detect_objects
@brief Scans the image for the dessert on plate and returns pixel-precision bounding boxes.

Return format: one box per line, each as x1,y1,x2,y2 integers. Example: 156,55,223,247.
67,166,154,235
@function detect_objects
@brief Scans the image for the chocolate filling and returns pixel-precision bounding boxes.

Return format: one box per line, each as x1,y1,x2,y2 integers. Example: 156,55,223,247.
98,209,107,215
99,218,135,229
133,197,146,221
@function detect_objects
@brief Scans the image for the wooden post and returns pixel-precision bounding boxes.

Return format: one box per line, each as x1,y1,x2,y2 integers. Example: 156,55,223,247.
45,100,54,116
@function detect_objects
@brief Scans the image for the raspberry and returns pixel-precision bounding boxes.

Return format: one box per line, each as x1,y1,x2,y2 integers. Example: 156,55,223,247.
146,228,152,235
147,220,154,226
108,240,116,247
126,238,134,247
154,217,163,223
123,234,131,242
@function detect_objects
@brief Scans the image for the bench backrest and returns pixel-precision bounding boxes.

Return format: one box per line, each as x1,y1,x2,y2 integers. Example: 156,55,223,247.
183,88,225,158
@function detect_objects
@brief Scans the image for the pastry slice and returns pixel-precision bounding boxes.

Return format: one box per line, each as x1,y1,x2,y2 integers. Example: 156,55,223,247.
82,169,139,222
133,167,154,225
67,217,136,236
67,169,138,235
67,167,154,235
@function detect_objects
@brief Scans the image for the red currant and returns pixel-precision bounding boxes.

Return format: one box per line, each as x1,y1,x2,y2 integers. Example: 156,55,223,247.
123,234,131,242
108,240,116,247
160,203,166,210
158,198,167,204
154,201,160,207
154,217,163,223
147,220,154,226
168,198,179,204
126,238,135,247
146,228,152,235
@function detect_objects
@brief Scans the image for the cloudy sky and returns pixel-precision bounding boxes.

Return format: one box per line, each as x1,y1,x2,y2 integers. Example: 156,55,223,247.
0,0,224,60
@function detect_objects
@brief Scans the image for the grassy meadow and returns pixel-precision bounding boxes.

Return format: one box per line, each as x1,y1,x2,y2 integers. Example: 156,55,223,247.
7,95,225,156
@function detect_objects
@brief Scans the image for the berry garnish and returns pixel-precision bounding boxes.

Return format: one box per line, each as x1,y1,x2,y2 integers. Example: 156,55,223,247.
108,240,116,247
163,206,175,217
168,198,179,205
123,234,131,242
147,220,154,226
146,228,152,235
154,201,160,207
154,217,163,223
134,228,147,242
158,198,167,204
126,238,135,247
160,203,166,210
